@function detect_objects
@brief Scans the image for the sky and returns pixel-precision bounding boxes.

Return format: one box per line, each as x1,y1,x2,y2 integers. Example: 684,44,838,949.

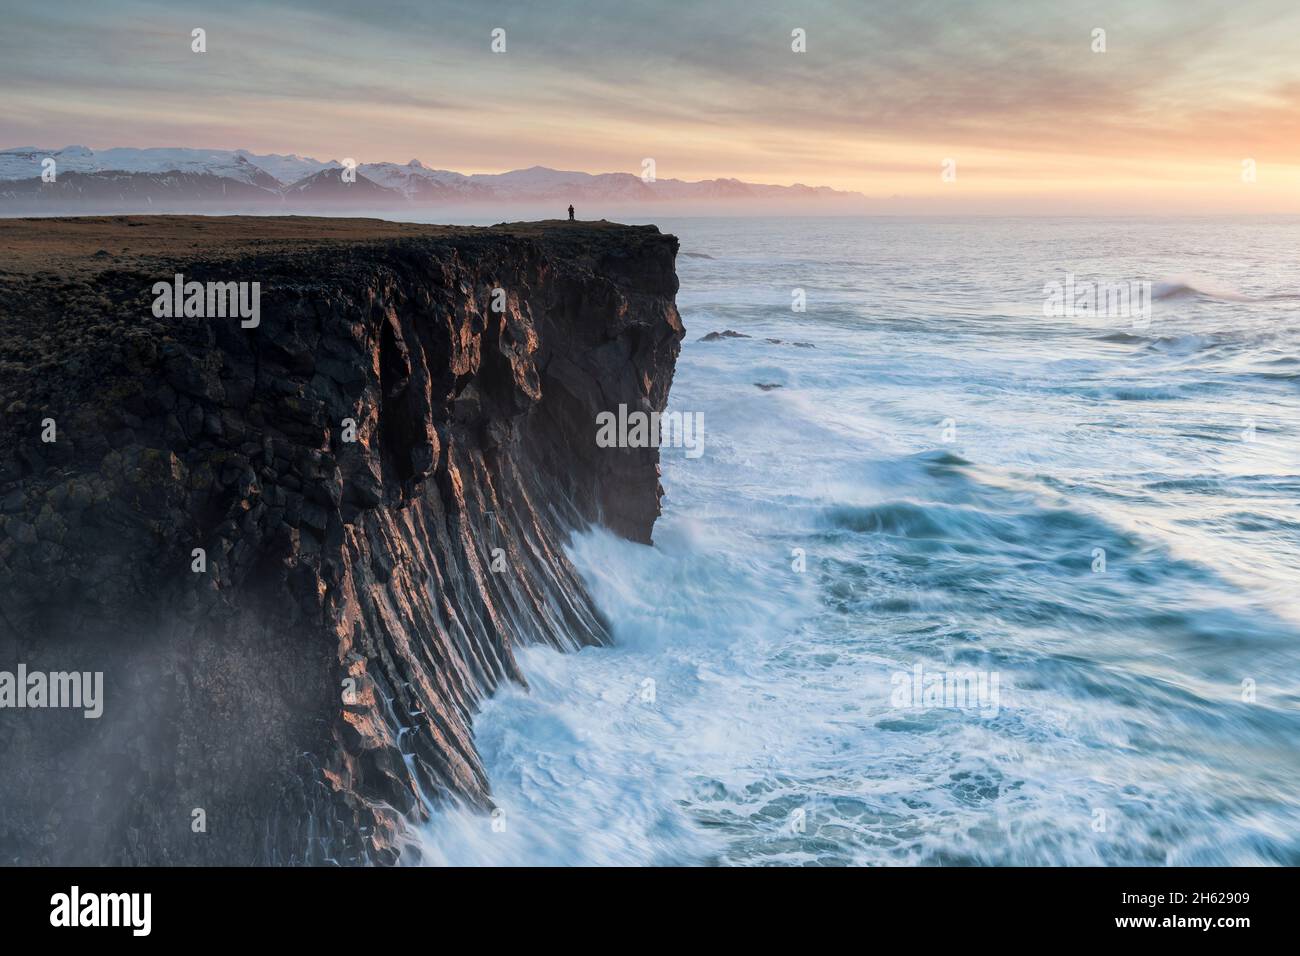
2,0,1300,212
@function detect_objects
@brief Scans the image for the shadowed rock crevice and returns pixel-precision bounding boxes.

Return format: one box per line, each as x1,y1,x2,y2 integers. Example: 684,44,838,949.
0,216,682,865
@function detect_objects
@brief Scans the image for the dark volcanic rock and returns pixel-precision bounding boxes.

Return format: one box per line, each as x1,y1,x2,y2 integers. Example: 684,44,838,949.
699,329,749,341
0,215,683,865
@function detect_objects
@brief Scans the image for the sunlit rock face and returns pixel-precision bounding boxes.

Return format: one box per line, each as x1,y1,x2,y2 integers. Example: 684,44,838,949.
0,216,682,864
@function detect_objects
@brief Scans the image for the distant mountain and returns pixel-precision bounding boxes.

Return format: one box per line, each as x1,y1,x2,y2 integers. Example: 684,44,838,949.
282,167,397,202
0,146,863,210
358,161,491,201
233,149,339,185
0,146,282,187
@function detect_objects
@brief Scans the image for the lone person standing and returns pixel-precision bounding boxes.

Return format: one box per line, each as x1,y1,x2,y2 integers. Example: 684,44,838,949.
568,204,575,221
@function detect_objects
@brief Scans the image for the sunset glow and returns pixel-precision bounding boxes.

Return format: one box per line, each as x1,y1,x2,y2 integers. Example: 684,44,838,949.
4,0,1300,212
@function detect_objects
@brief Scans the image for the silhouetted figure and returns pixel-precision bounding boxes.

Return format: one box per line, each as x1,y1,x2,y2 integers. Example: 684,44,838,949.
568,204,575,221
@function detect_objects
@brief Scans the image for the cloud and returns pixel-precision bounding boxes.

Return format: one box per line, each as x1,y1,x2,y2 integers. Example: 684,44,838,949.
3,0,1300,208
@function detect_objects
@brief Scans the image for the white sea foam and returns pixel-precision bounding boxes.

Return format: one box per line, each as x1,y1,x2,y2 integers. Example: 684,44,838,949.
420,217,1300,866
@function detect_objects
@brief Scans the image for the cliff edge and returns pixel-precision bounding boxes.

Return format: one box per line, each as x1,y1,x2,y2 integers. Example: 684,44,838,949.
0,215,683,864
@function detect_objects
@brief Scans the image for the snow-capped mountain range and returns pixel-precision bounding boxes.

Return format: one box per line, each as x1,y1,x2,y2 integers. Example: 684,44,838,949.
0,146,861,208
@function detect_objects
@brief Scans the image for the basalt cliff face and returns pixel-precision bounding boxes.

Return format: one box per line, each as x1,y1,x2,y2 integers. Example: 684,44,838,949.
0,216,682,864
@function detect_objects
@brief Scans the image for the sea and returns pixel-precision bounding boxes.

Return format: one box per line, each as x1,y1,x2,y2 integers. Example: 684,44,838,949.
418,216,1300,865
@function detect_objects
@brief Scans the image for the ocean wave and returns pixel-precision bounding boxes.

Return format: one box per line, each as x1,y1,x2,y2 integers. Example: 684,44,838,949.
423,216,1300,867
1153,277,1300,303
1095,330,1225,355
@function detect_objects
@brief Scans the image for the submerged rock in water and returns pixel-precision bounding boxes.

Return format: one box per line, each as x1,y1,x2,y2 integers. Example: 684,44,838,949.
699,329,750,341
0,215,683,864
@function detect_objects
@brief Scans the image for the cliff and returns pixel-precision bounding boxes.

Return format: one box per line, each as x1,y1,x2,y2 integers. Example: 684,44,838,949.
0,215,682,864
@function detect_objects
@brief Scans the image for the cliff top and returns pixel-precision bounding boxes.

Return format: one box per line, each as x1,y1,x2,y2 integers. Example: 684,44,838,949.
0,215,662,277
0,215,679,447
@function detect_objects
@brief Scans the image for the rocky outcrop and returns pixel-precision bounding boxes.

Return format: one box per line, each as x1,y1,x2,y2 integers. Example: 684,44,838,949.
0,216,682,864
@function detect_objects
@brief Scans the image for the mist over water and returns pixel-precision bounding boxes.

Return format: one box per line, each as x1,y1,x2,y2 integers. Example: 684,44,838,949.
419,217,1300,866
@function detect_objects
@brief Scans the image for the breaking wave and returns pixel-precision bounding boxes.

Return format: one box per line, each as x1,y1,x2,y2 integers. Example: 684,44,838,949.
421,216,1300,866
